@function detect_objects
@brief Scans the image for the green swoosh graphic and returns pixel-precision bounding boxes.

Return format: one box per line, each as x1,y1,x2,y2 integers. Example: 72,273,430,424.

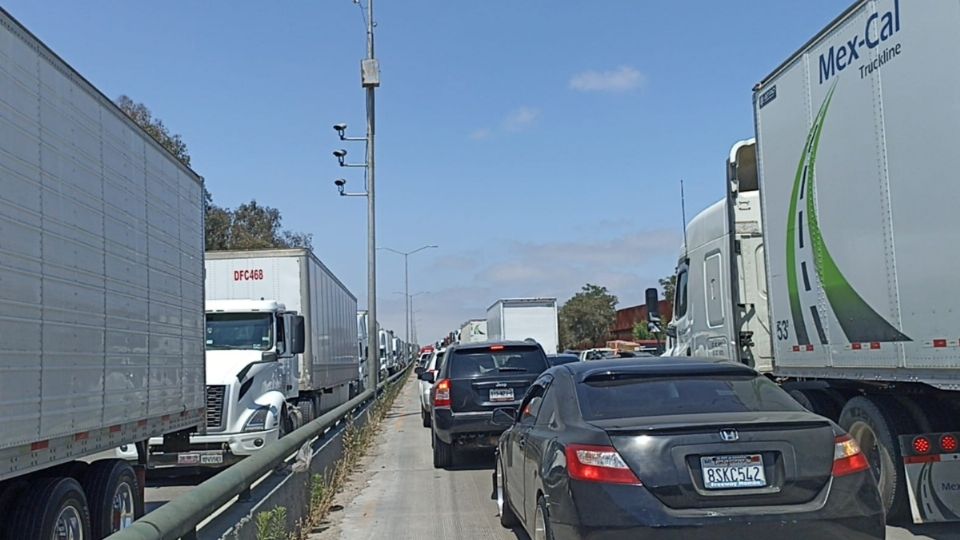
786,81,909,344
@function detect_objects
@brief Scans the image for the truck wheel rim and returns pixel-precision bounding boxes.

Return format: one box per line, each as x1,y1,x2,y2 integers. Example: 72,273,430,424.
53,505,83,540
534,504,547,540
849,421,883,486
496,460,505,514
112,481,136,531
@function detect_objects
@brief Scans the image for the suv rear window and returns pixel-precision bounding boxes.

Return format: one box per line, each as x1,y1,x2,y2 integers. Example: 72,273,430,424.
448,346,549,378
576,375,804,420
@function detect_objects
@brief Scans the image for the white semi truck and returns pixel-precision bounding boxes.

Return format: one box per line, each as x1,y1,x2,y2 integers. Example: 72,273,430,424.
0,7,206,538
125,249,360,468
663,0,960,524
486,298,559,354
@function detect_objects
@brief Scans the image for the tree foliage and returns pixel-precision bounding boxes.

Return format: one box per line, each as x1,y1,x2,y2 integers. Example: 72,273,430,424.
633,320,654,341
116,95,312,252
659,274,677,306
558,284,618,350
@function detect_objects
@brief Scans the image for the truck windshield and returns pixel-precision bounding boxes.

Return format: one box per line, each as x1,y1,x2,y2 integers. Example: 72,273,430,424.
206,313,274,351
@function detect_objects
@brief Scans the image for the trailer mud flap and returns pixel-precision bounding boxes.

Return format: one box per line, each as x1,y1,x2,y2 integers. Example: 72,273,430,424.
899,434,960,523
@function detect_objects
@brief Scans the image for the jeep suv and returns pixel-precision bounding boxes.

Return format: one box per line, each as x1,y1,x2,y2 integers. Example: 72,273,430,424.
420,341,550,468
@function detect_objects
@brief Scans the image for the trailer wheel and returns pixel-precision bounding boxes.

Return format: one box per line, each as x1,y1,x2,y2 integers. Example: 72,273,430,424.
10,477,92,540
299,398,316,424
839,396,913,522
82,460,143,538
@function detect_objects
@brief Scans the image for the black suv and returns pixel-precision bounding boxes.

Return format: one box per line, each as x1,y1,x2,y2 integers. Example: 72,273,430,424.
419,341,550,468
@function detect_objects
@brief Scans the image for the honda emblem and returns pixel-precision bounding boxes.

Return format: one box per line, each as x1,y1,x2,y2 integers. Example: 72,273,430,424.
719,428,739,442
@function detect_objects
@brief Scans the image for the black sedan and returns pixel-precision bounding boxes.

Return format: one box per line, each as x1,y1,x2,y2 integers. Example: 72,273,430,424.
493,358,885,539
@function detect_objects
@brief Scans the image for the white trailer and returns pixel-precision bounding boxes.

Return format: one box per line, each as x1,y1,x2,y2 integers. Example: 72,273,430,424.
0,7,206,537
486,298,559,354
459,319,488,344
666,0,960,524
128,249,359,469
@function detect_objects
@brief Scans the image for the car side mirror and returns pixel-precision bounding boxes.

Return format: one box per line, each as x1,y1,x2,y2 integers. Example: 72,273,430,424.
492,408,516,427
418,371,435,383
415,366,425,375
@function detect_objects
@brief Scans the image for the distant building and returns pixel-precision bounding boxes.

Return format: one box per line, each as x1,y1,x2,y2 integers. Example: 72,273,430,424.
608,301,673,342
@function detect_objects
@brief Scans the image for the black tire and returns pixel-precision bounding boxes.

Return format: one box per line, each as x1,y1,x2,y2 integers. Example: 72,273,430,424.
82,459,144,538
535,495,556,540
299,398,316,424
421,409,431,428
497,457,520,528
432,432,454,469
9,477,92,540
790,389,842,421
839,396,914,522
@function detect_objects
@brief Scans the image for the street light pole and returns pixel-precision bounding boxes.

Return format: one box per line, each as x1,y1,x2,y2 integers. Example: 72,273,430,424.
364,0,379,392
379,245,437,352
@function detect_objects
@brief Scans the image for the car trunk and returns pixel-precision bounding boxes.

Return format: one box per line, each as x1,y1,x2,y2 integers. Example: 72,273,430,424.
450,374,538,413
594,411,836,508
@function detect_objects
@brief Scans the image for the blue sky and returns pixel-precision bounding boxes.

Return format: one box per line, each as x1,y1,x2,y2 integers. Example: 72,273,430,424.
4,0,848,343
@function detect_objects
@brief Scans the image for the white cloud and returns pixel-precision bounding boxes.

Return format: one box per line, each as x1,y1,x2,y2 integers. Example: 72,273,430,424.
470,106,541,141
502,106,540,131
469,128,492,140
569,66,645,93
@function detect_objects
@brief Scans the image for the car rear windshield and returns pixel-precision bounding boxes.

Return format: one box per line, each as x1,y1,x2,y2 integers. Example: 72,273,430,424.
576,375,804,420
448,346,548,378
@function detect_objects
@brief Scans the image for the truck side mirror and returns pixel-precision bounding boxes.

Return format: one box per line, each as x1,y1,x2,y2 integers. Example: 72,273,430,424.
665,323,677,339
290,315,306,355
645,287,661,325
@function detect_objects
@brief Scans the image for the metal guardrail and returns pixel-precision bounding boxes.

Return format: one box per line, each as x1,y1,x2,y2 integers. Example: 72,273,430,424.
108,368,410,540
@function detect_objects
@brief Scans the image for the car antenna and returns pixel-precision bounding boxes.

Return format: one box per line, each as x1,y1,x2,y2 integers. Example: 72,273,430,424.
681,179,689,260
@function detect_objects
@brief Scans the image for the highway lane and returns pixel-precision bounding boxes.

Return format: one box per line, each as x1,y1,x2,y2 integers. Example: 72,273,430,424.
312,375,959,540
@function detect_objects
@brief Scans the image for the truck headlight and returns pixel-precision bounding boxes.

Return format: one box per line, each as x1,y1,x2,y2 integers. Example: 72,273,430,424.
244,407,270,431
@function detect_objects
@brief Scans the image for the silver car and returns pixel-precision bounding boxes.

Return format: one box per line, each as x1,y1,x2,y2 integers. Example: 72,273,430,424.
418,349,445,428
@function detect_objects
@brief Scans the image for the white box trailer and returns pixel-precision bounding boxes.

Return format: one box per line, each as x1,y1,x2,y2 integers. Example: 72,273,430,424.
0,6,205,537
486,298,559,354
666,0,960,524
459,319,488,344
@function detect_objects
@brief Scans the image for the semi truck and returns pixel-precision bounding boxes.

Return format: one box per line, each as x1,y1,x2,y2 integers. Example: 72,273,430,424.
486,298,559,354
459,319,488,344
663,0,960,524
0,7,206,537
124,249,360,468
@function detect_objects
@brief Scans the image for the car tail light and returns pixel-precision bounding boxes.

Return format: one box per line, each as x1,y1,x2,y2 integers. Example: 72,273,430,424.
832,434,870,477
940,434,958,453
433,379,451,409
565,444,641,485
913,436,932,455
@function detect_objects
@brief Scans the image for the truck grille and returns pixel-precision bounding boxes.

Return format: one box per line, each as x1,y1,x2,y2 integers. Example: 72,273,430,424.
206,385,226,430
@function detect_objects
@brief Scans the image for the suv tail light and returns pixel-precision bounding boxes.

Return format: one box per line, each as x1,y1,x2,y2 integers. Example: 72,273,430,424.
565,444,641,485
832,434,870,477
433,379,451,409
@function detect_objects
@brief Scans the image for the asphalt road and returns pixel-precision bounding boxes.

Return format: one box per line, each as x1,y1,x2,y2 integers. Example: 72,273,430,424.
313,376,960,540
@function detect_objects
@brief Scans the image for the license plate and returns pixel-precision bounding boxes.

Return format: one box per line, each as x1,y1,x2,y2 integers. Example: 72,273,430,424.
489,388,514,402
200,453,224,465
177,453,200,465
701,454,766,489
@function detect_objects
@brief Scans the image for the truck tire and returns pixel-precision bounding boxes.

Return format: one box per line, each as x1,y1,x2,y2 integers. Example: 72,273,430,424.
82,459,143,538
299,398,316,424
433,433,454,469
839,396,913,522
9,477,92,540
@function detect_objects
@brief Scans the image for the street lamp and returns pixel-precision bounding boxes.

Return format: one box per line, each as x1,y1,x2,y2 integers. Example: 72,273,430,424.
393,291,429,347
379,245,438,350
331,0,380,392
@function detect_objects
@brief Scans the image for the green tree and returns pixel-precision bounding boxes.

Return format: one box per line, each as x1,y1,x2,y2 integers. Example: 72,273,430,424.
659,274,677,306
558,284,618,350
116,95,312,252
633,320,654,341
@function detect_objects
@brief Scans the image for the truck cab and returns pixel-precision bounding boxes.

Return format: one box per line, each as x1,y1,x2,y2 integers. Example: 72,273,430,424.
664,139,773,372
120,299,305,467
